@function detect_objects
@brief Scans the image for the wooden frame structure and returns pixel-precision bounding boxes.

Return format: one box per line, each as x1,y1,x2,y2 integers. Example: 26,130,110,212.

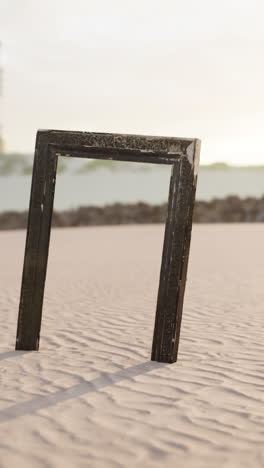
15,130,200,363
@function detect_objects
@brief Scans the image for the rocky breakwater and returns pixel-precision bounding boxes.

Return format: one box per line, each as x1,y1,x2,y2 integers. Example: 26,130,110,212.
0,196,264,230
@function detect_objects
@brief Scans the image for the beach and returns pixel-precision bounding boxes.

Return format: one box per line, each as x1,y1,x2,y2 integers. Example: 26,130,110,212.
0,224,263,467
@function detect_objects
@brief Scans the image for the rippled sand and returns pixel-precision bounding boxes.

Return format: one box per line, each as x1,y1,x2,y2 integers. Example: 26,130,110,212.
0,225,263,468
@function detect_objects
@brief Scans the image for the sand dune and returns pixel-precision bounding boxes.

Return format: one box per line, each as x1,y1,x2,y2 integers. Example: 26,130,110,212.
0,224,263,468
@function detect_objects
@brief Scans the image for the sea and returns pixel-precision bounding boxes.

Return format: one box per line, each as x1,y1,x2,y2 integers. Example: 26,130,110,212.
1,166,264,212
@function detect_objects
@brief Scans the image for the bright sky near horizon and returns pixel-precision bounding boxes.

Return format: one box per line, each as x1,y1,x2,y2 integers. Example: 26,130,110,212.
0,0,264,164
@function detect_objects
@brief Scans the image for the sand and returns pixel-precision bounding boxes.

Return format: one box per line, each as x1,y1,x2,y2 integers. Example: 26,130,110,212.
0,224,263,468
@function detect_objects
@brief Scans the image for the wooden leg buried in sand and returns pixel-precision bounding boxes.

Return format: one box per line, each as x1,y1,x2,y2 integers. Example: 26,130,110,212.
151,158,198,363
16,139,57,350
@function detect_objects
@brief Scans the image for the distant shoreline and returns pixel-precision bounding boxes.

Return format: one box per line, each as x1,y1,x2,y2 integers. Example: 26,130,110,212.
1,196,264,230
1,153,264,176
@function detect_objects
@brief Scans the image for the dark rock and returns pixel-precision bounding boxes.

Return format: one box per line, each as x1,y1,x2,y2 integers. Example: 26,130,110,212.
1,196,264,230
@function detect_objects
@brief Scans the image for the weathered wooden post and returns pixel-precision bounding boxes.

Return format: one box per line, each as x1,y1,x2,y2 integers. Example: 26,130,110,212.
16,130,200,363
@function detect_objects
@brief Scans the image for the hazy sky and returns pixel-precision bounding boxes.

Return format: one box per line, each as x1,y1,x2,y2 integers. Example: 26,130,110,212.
1,0,264,164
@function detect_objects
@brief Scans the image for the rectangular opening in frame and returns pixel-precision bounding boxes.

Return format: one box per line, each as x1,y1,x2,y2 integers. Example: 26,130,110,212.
53,156,172,211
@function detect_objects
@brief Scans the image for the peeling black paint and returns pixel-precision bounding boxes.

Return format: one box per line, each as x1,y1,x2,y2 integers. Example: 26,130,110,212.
15,130,200,363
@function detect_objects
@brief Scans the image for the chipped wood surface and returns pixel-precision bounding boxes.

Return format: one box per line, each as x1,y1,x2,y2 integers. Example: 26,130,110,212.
16,130,200,363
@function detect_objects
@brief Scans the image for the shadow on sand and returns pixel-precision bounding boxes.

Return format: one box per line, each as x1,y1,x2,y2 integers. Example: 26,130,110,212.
0,350,28,361
0,358,168,423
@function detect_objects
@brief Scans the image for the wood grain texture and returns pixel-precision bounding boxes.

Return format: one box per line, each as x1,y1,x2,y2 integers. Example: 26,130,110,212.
152,149,199,363
16,138,57,350
15,130,200,362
